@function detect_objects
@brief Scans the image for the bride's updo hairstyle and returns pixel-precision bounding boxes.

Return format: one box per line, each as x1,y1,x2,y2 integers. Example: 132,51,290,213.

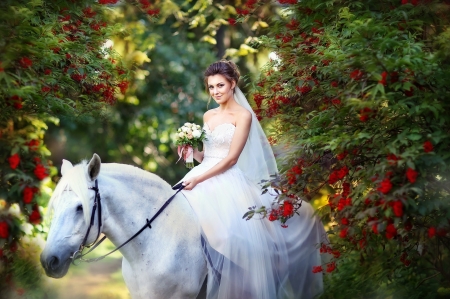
203,60,240,93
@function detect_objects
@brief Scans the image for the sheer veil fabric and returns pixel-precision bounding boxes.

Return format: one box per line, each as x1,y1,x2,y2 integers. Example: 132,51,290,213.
234,87,278,185
179,87,325,299
233,86,325,298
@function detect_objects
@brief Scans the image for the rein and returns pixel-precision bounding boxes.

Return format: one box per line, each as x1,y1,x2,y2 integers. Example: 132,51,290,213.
70,180,185,264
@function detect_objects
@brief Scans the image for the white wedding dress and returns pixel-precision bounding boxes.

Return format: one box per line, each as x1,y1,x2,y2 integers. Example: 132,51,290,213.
179,121,326,299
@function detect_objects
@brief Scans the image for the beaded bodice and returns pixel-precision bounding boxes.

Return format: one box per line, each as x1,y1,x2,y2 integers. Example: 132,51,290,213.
202,123,236,165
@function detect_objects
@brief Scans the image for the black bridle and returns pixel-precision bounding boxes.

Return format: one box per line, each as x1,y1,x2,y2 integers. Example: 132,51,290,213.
70,180,185,264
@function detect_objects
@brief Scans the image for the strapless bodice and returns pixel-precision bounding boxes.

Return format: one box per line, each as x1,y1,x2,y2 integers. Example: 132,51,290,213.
202,123,236,165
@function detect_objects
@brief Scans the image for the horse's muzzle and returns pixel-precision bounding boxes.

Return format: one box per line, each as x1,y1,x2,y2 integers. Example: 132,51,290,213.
40,251,72,278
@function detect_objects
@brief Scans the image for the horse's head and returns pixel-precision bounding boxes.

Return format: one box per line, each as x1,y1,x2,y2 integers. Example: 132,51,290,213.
40,153,102,278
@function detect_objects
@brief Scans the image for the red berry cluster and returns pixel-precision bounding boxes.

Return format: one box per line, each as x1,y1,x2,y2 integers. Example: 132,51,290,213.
328,166,349,184
286,160,303,185
268,198,298,227
99,0,119,4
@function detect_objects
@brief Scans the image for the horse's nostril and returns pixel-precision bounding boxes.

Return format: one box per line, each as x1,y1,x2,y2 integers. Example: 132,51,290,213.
49,256,60,270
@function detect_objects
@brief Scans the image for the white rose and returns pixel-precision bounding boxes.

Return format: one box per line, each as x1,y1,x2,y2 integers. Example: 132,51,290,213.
186,128,192,134
192,130,201,138
8,203,21,218
178,132,185,138
184,122,192,127
182,126,189,132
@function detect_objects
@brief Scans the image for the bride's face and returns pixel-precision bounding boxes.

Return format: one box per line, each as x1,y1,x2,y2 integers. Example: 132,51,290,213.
207,74,236,105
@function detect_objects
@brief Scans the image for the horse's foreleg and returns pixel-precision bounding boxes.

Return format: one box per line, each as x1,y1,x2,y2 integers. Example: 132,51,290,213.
122,258,143,299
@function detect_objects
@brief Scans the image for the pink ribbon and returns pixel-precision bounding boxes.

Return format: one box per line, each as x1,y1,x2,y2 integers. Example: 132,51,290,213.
177,145,193,163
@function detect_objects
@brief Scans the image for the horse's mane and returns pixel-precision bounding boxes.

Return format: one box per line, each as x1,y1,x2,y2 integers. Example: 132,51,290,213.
47,161,167,224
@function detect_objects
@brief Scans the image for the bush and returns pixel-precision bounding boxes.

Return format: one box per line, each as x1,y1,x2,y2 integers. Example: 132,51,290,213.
250,0,450,297
0,0,126,294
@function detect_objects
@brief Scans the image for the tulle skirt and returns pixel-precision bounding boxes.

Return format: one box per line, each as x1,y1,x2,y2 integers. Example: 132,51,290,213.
179,157,325,299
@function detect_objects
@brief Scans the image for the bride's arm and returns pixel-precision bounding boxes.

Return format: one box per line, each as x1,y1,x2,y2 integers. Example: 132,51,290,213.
182,110,252,190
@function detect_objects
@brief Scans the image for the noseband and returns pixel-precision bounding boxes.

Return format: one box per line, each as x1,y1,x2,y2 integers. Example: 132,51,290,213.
71,180,185,264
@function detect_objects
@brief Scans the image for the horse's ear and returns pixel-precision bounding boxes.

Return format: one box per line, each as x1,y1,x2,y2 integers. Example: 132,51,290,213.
87,153,101,181
61,159,73,176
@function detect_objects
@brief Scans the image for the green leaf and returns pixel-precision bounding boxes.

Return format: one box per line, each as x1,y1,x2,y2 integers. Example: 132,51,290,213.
3,173,18,181
407,134,422,141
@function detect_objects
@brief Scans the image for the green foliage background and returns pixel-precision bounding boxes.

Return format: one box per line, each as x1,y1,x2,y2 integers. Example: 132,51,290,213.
45,0,276,183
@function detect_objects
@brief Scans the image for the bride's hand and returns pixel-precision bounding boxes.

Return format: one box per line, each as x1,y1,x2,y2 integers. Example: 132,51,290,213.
182,177,199,190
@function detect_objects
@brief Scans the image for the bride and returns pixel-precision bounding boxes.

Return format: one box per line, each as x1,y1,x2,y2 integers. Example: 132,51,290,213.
179,60,325,299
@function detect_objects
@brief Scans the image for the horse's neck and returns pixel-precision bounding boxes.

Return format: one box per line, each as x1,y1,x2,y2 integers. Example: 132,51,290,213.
92,166,206,299
98,167,178,259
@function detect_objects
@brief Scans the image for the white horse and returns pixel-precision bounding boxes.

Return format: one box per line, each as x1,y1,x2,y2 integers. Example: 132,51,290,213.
40,154,207,299
41,153,326,299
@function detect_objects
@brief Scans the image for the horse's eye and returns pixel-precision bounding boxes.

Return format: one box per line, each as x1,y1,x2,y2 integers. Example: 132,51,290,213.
76,205,83,212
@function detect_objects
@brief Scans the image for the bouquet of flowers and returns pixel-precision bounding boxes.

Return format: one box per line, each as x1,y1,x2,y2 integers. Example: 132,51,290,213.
175,122,206,168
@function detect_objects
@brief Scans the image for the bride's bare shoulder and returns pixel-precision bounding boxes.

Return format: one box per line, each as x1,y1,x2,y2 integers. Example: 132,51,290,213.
203,108,217,122
236,106,251,119
235,107,251,125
